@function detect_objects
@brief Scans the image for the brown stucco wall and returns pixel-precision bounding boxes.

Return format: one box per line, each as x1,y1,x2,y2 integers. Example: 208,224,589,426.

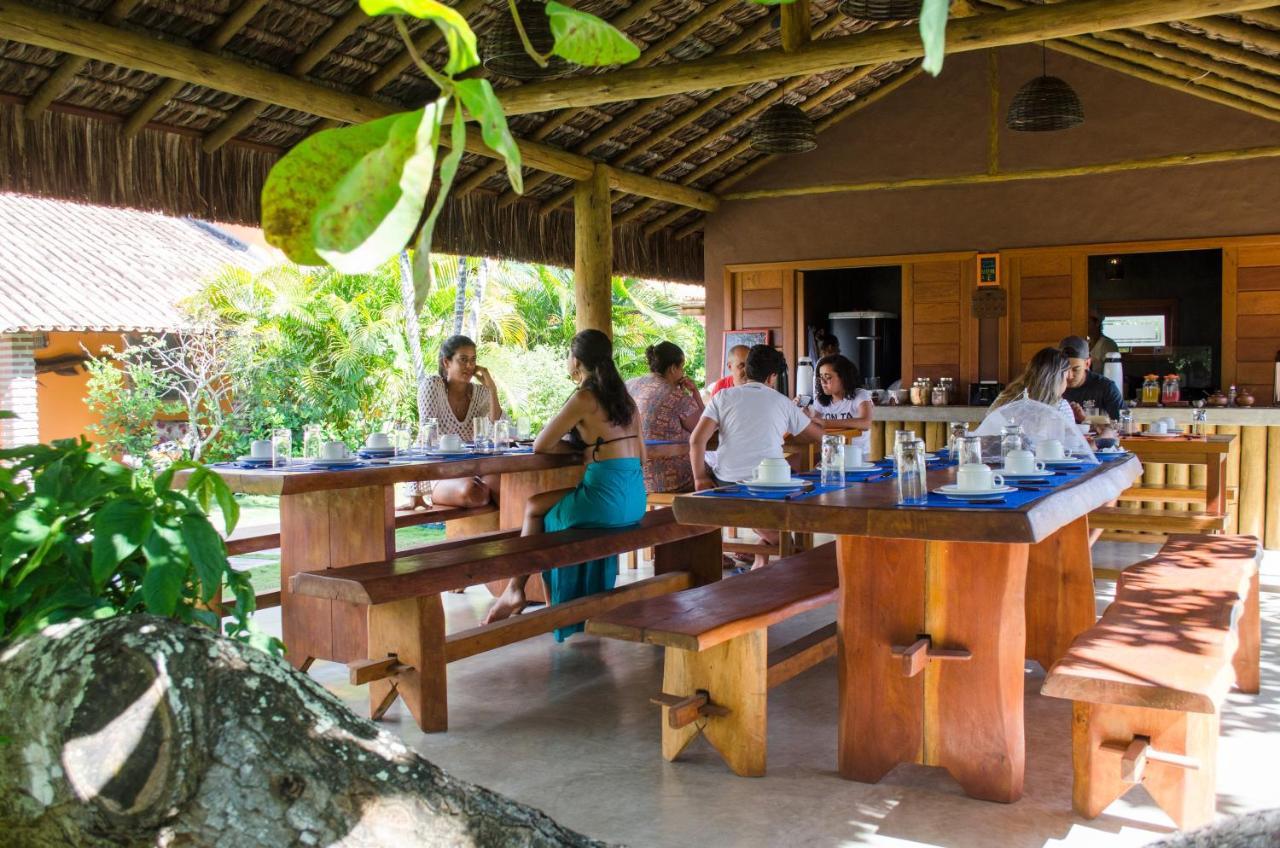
702,45,1280,381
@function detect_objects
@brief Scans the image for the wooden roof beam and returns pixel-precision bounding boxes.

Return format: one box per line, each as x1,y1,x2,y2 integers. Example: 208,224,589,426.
1133,22,1280,79
1190,14,1280,55
0,0,717,212
122,0,272,137
781,0,812,53
23,0,142,121
488,0,1279,117
456,0,748,200
201,4,369,152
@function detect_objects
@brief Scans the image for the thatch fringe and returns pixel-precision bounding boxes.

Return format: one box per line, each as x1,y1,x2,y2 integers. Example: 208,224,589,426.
0,103,703,283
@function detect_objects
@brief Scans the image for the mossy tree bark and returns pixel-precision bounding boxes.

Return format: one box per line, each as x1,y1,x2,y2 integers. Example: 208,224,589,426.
0,616,612,847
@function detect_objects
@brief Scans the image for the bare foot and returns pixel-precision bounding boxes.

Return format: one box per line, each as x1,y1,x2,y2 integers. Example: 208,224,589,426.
483,586,529,625
751,556,769,570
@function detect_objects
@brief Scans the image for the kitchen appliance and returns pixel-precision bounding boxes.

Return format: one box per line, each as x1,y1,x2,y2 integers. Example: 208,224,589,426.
1102,352,1124,398
828,311,898,390
795,356,815,404
968,381,1003,406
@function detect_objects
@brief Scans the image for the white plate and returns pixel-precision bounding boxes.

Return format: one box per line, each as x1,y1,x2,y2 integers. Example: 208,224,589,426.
997,470,1053,479
426,448,472,456
822,463,879,473
738,478,809,490
935,484,1016,498
358,446,395,456
1039,457,1086,465
309,458,360,468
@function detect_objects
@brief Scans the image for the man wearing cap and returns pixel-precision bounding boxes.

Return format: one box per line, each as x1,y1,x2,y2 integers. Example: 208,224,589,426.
1060,334,1123,420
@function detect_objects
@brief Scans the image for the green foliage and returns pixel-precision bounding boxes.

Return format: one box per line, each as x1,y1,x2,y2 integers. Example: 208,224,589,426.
0,437,279,655
84,345,170,469
360,0,479,74
919,0,950,76
456,79,523,194
480,345,574,429
545,2,641,66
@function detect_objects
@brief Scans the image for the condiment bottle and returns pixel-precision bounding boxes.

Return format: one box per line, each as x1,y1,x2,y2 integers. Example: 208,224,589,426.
1141,374,1161,405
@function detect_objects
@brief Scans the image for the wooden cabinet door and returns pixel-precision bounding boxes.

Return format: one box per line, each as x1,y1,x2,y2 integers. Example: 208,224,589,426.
901,258,977,392
1226,243,1280,404
1008,252,1087,373
727,268,796,375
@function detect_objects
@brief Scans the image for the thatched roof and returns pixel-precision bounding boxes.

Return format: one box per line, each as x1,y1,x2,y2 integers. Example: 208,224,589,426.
0,0,1277,283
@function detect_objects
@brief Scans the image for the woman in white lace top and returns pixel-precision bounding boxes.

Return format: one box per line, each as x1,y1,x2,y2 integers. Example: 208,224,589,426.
416,335,504,508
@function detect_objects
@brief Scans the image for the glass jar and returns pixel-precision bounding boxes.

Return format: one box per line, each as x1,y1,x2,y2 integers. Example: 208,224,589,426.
931,385,949,406
1118,408,1134,436
1141,374,1161,405
1161,374,1181,404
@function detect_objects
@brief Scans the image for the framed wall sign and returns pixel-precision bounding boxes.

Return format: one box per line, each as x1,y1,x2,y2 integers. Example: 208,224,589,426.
721,329,771,364
976,252,1001,287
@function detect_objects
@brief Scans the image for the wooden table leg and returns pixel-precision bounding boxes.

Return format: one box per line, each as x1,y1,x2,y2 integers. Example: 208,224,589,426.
1206,455,1226,517
837,535,1029,802
1025,516,1096,672
279,485,394,669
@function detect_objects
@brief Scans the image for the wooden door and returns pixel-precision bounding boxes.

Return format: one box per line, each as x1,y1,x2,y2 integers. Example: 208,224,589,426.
1225,243,1280,404
901,258,978,391
1008,252,1088,373
727,268,796,377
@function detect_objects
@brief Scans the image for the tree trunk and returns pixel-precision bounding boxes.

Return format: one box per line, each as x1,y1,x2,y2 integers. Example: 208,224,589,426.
452,258,469,338
0,616,614,848
398,250,430,429
467,258,489,342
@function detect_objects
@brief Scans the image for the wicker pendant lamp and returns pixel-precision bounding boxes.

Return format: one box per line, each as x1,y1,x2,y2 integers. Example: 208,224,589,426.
751,103,817,154
838,0,945,21
1006,44,1084,132
482,0,575,80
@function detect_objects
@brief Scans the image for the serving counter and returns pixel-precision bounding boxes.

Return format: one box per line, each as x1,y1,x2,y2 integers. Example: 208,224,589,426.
868,404,1280,549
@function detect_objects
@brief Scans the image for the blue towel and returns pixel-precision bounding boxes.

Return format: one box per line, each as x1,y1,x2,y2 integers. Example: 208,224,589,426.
542,457,646,641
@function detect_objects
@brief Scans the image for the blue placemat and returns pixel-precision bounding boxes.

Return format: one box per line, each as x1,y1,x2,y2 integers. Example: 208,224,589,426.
695,481,851,502
897,463,1094,510
800,469,896,483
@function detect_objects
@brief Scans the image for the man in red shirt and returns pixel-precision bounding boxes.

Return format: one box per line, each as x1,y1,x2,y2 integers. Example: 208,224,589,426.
710,345,749,395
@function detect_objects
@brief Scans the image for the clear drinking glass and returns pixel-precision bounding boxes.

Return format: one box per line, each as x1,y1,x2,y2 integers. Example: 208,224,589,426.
270,427,292,469
473,417,493,452
820,434,845,486
947,422,969,456
517,416,532,440
302,424,323,460
492,420,511,452
393,421,413,455
956,435,983,467
894,429,916,459
895,439,928,505
1191,407,1207,437
1000,423,1024,459
419,417,439,451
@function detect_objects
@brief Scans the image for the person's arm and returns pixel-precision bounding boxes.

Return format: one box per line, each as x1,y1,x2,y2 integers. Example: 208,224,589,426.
689,416,718,490
677,377,706,432
795,419,825,444
474,365,502,420
1102,381,1124,421
533,391,587,454
1069,401,1088,424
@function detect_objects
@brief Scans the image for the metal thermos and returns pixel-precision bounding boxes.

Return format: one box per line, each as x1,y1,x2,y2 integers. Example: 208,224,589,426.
1103,352,1124,399
795,357,815,404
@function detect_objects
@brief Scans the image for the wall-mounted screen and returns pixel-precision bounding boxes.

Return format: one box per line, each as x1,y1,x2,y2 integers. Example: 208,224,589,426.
1103,314,1166,348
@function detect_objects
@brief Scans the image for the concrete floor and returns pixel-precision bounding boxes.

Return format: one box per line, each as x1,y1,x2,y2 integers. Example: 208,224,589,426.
258,542,1280,848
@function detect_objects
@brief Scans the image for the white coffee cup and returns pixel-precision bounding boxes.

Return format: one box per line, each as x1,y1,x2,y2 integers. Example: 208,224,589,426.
366,432,390,449
754,457,791,483
1149,420,1168,435
845,446,865,469
438,433,463,451
1161,416,1177,431
249,439,272,459
1003,448,1046,476
321,440,347,460
956,462,1004,492
1035,439,1066,460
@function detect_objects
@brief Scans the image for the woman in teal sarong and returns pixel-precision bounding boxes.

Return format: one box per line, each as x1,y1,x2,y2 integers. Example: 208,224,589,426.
483,329,647,639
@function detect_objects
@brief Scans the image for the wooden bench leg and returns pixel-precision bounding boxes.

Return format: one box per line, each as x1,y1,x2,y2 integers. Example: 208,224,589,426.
367,594,448,733
654,530,722,587
660,630,767,777
1072,702,1218,830
1234,570,1260,694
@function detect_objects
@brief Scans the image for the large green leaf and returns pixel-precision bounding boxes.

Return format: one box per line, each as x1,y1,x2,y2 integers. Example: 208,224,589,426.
454,79,523,195
141,524,187,616
90,499,153,589
180,513,226,604
410,105,467,304
261,111,406,267
919,0,949,76
545,1,640,67
313,102,444,274
359,0,479,74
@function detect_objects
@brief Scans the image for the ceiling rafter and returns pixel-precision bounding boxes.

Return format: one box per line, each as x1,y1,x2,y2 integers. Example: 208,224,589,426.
23,0,142,120
1133,22,1280,79
453,0,715,199
1187,13,1280,55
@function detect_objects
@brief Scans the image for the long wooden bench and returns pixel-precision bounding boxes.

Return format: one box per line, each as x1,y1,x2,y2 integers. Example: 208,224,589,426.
587,543,838,777
1041,534,1261,830
289,508,722,732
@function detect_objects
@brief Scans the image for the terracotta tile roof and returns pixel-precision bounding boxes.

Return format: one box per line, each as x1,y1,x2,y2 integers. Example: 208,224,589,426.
0,193,269,333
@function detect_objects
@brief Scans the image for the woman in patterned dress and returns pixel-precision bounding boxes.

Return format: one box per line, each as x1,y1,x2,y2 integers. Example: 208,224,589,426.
417,335,504,508
626,341,704,492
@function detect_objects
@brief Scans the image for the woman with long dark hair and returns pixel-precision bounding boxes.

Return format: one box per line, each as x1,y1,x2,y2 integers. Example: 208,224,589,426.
805,353,874,456
483,329,647,633
626,340,704,492
413,334,504,508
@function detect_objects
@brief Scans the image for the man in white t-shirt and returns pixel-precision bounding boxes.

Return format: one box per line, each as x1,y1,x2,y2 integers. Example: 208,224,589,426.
690,345,823,569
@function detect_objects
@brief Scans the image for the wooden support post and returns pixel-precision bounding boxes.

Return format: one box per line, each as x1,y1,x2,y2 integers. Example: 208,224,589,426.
574,164,613,337
1235,569,1261,695
1239,426,1267,538
780,0,811,52
1266,426,1280,549
660,630,768,777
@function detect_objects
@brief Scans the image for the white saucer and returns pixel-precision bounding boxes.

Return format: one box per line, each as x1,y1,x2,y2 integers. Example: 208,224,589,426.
310,457,359,468
739,478,809,490
237,455,273,464
427,448,471,456
822,463,878,473
998,470,1053,479
358,446,395,456
935,484,1016,498
1038,457,1085,465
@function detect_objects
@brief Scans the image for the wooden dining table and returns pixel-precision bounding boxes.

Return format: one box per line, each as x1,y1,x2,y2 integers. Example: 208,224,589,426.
207,442,691,671
673,456,1142,803
1117,433,1233,517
